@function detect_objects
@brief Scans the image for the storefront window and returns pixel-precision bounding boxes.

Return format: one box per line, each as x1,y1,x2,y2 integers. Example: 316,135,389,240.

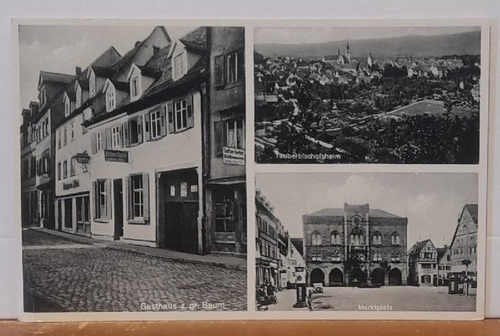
215,189,235,232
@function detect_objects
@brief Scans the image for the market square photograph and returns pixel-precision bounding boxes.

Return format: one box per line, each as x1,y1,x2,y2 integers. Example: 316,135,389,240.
255,172,480,312
19,23,247,313
254,26,483,164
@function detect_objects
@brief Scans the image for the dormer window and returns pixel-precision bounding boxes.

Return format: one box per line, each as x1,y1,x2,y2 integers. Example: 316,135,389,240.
64,94,71,117
106,87,115,112
89,70,96,98
131,76,140,100
39,86,47,107
173,52,187,81
76,84,82,109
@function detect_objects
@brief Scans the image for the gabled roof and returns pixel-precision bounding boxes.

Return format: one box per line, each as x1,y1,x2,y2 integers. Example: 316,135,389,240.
38,71,75,88
103,78,129,93
145,45,171,70
464,204,478,224
291,238,304,257
408,239,434,256
179,27,207,52
437,247,449,261
89,66,116,79
91,46,122,68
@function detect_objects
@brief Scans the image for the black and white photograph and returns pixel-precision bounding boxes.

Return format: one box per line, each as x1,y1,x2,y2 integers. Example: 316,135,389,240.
18,23,247,314
255,172,481,313
254,26,484,164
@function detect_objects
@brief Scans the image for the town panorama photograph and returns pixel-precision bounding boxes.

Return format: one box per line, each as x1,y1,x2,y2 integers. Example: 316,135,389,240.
254,26,482,164
19,24,247,313
255,173,480,312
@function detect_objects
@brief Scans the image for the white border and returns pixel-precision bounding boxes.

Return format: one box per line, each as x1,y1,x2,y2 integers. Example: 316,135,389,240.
13,18,490,321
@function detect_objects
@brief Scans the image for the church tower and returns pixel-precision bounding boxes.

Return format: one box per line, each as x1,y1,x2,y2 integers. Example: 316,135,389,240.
346,42,351,63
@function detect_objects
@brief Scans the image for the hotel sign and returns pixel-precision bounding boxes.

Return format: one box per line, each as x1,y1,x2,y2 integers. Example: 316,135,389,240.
63,179,80,190
223,147,245,166
104,150,129,163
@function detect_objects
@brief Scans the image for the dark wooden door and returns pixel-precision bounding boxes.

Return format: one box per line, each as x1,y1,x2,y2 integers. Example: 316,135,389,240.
160,169,199,253
113,179,123,239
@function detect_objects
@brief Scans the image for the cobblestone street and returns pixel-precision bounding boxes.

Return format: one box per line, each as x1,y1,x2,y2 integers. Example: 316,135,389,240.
23,229,247,312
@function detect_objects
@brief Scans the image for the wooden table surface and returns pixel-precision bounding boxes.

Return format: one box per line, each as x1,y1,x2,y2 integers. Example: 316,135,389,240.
0,320,499,335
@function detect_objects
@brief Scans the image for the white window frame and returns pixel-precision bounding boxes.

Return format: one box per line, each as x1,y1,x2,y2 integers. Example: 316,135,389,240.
71,122,75,140
224,118,245,149
63,127,67,145
96,132,103,152
131,76,140,99
63,160,67,179
97,180,107,219
173,52,187,81
111,125,122,149
227,51,239,84
64,95,71,117
150,109,162,139
76,84,82,109
131,174,144,218
106,87,116,112
89,71,96,98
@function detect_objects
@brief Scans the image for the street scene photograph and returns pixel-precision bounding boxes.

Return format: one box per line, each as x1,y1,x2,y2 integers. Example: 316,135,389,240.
255,172,480,312
254,26,483,164
19,23,247,313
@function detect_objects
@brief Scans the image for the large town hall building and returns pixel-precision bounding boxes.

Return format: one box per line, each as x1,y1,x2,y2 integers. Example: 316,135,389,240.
303,203,408,287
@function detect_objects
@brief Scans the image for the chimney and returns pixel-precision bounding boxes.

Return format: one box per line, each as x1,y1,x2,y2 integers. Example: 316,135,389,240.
76,67,82,77
135,41,141,48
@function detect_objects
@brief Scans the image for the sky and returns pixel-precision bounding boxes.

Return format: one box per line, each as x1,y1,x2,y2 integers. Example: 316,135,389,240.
255,173,478,249
254,26,480,45
18,25,197,110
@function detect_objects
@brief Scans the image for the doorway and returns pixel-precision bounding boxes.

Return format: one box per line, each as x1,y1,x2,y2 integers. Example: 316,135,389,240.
158,169,199,253
113,179,123,240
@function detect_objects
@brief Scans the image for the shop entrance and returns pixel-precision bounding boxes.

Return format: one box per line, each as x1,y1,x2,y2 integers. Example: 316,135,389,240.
113,179,123,239
64,198,73,229
158,169,199,254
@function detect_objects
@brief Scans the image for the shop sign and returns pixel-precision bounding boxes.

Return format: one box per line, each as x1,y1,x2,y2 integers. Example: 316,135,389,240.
104,150,129,163
223,147,245,166
63,179,80,190
180,182,188,197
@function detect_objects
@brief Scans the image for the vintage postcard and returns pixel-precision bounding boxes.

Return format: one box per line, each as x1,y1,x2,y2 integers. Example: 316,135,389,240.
15,19,489,321
16,20,248,321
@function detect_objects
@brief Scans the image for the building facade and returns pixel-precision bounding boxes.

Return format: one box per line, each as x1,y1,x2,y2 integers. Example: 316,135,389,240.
303,203,408,287
407,239,439,286
437,246,452,286
255,189,280,287
450,204,478,280
20,26,247,257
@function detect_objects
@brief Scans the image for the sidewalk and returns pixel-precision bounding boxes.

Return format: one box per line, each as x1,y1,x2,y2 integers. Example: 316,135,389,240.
29,227,246,270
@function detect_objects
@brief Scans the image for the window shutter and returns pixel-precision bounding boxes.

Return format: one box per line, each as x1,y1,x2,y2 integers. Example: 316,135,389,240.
160,105,167,137
144,113,151,141
92,181,98,219
214,120,223,157
123,121,130,147
142,173,150,222
137,115,143,144
91,133,97,154
186,95,194,128
105,179,112,220
214,54,225,87
167,101,175,134
127,175,133,220
119,124,124,148
104,128,112,150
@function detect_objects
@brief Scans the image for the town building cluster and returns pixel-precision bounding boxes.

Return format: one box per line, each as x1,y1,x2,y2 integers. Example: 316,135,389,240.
255,190,306,289
20,26,246,255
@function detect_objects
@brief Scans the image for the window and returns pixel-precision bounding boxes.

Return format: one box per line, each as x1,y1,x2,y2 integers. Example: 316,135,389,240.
45,118,49,136
111,125,122,149
71,122,75,140
127,116,143,146
57,162,61,180
94,179,109,220
372,231,382,245
89,71,96,98
391,253,400,262
215,50,244,87
350,227,364,246
106,87,115,112
331,250,341,262
131,175,143,218
391,232,401,246
39,86,46,107
63,127,67,145
166,97,193,135
96,132,102,152
311,252,322,262
225,118,245,149
173,53,186,80
312,231,322,246
76,85,82,109
373,252,382,262
70,158,76,177
63,160,67,179
215,188,235,232
150,109,162,139
65,96,71,116
131,76,140,99
58,130,61,149
331,231,341,245
127,174,150,222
